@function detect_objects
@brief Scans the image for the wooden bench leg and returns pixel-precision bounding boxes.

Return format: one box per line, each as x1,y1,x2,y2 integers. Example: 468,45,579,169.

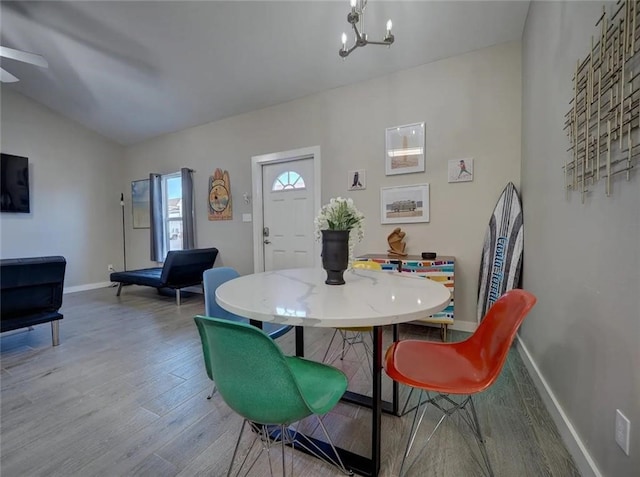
51,320,60,346
116,283,123,297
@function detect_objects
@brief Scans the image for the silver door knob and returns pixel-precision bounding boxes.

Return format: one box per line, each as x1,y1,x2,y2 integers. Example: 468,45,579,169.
263,239,271,244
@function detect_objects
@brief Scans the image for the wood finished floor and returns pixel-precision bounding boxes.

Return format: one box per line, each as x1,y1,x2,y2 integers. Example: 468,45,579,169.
0,286,580,477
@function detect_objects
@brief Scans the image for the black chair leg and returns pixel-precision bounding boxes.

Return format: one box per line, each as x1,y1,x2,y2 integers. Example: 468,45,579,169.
207,383,217,399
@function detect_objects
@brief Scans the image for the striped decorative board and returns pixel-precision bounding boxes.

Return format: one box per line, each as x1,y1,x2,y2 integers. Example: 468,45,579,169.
477,182,524,322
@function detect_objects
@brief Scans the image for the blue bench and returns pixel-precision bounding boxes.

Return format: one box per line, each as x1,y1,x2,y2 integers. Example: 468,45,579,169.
1,256,66,346
110,248,218,305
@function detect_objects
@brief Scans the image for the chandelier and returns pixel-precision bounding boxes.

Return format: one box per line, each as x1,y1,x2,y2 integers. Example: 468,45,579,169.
339,0,394,58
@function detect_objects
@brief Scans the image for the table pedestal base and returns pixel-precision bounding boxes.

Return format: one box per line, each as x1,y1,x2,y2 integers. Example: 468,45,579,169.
248,323,399,476
266,426,372,476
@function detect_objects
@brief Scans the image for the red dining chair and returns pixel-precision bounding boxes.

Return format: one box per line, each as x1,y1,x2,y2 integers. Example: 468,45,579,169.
384,289,537,476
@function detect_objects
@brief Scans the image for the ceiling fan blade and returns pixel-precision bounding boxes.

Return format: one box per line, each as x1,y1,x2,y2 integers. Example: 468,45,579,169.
0,46,48,68
0,67,19,83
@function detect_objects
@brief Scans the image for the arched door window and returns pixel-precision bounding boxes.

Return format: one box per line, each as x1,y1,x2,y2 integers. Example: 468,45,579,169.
272,171,306,191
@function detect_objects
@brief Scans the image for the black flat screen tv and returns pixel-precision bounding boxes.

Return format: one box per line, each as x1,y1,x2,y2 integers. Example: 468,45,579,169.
1,153,31,213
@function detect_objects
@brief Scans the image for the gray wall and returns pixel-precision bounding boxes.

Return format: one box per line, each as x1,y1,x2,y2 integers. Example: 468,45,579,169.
522,2,639,475
1,89,124,288
125,41,522,327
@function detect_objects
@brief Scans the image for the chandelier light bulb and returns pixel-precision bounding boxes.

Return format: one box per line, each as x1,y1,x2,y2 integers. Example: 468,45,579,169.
338,0,394,58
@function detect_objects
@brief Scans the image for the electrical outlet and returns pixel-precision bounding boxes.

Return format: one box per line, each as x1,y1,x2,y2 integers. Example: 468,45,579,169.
615,409,631,455
107,264,115,272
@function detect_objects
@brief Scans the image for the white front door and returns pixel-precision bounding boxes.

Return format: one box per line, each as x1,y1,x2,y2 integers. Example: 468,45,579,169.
262,158,315,271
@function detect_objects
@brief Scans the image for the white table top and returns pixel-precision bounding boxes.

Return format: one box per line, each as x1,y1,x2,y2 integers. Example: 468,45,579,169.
216,267,451,328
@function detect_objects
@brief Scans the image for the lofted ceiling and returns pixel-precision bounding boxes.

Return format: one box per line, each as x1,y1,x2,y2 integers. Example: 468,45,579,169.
1,1,530,146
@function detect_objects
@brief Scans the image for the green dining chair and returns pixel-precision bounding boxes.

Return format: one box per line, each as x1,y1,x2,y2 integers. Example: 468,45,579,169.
193,315,350,477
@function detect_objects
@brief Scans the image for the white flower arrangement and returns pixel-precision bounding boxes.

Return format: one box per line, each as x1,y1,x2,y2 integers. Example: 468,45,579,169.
314,197,364,265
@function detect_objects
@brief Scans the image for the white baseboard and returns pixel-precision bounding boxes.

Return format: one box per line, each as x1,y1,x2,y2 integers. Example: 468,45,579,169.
450,320,477,333
64,281,112,294
412,320,477,333
515,336,602,477
182,285,203,294
63,282,204,295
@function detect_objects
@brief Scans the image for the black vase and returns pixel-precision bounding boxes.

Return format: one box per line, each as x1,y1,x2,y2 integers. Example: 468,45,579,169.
321,229,349,285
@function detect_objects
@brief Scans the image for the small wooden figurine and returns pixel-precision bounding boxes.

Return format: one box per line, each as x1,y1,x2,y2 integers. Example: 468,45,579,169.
387,227,408,257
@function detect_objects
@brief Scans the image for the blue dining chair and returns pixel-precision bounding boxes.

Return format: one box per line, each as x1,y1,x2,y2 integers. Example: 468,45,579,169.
202,267,293,399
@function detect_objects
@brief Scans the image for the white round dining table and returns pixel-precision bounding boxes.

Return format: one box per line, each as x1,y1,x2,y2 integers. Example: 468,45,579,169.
215,266,451,477
215,266,451,328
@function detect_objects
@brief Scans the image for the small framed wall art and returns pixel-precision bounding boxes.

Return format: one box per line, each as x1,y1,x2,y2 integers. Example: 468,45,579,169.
380,183,429,224
448,158,474,183
347,169,366,190
385,122,425,175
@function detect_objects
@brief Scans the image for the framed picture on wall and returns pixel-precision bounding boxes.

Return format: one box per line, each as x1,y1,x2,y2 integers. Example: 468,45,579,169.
385,122,425,175
131,179,150,229
347,169,366,190
380,183,429,224
448,158,474,183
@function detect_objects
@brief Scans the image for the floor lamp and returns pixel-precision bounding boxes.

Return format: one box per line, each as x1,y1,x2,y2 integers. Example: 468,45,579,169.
120,193,127,271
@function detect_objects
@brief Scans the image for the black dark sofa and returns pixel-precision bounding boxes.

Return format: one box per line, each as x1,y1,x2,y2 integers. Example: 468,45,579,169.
1,256,67,346
110,247,218,305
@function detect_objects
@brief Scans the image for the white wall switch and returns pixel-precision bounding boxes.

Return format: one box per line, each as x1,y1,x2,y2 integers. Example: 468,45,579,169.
242,213,252,223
